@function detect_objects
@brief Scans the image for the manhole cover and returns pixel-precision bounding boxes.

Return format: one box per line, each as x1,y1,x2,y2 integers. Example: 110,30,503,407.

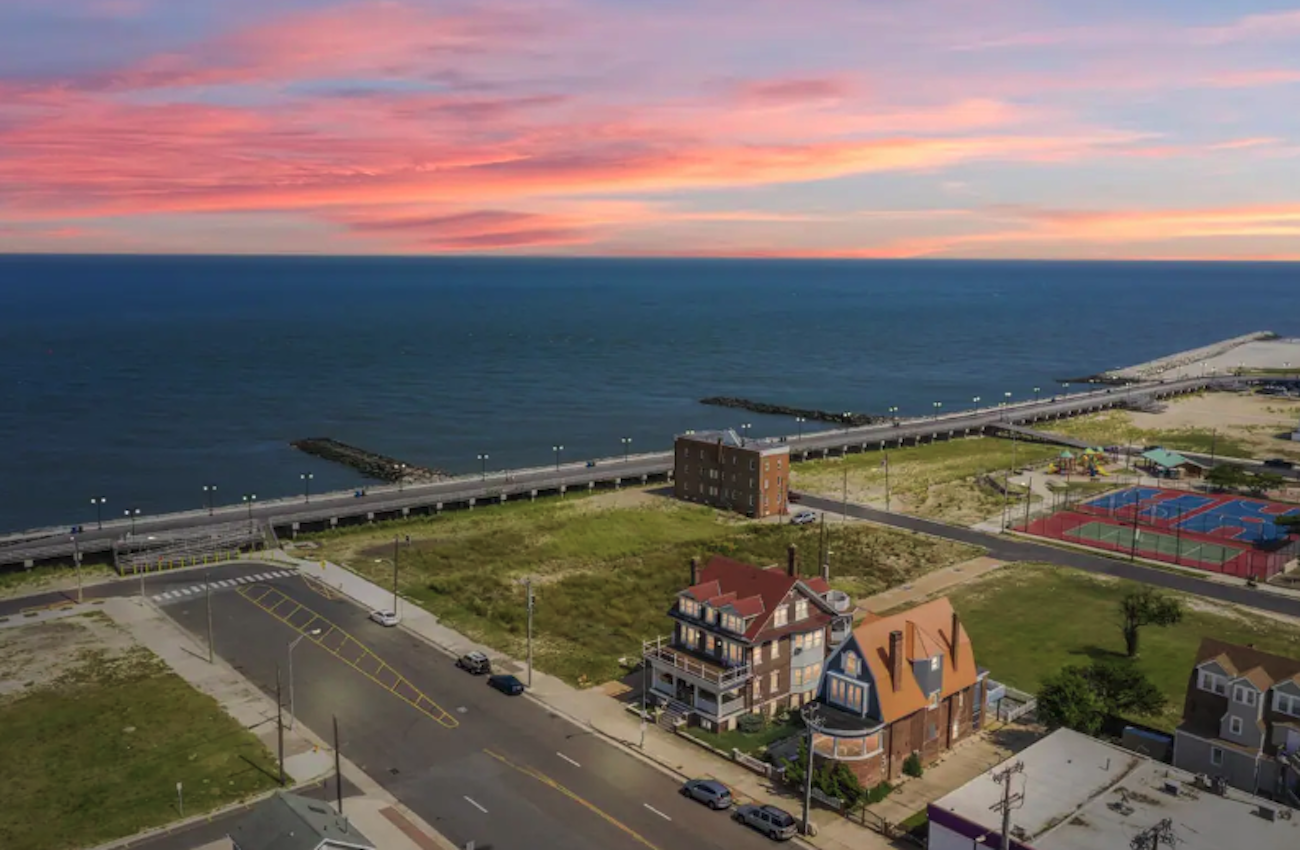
389,767,400,775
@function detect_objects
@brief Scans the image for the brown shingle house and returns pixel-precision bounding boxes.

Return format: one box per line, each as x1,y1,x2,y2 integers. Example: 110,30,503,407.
808,597,988,785
1172,638,1300,803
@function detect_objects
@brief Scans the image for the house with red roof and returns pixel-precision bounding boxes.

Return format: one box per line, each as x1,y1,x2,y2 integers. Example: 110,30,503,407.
643,546,852,732
808,597,988,785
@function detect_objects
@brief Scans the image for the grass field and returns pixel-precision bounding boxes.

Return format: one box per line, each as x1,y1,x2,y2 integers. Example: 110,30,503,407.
0,560,115,599
0,626,278,850
791,436,1058,524
683,715,803,756
306,490,982,684
1050,410,1256,458
944,564,1300,730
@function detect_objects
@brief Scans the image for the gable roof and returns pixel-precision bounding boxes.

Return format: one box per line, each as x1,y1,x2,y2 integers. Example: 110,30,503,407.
1141,447,1204,469
849,597,977,723
685,555,832,641
229,792,374,850
1192,638,1300,691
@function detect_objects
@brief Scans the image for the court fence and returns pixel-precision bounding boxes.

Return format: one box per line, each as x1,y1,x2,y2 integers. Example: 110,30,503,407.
1019,510,1298,580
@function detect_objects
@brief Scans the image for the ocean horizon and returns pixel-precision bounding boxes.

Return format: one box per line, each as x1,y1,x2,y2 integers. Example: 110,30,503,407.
2,255,1296,534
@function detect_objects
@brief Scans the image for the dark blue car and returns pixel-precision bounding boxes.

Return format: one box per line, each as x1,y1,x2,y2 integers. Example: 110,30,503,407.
488,674,525,696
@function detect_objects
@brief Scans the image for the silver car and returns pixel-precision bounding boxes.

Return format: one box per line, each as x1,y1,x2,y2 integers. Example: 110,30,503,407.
681,778,732,810
733,803,798,841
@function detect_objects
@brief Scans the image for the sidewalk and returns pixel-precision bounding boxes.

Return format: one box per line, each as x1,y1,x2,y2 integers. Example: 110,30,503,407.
268,550,896,850
855,556,1006,616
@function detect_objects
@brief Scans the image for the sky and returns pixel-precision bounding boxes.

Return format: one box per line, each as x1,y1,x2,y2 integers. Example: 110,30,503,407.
1,0,1299,259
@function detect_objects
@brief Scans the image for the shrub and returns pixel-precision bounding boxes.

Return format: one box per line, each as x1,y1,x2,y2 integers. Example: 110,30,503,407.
902,752,923,778
864,780,894,804
738,712,767,734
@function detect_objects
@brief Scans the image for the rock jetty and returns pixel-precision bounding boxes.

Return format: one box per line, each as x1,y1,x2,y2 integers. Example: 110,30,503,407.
699,397,884,426
290,438,449,483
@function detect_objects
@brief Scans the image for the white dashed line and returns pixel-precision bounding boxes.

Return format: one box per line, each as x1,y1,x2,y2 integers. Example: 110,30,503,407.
643,804,672,821
463,796,488,814
556,752,581,768
151,595,164,602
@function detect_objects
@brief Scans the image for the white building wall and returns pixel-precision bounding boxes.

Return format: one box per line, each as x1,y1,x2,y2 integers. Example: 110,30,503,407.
928,823,977,850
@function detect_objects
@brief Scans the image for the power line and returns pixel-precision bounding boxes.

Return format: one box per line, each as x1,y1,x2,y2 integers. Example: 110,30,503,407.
1130,817,1180,850
989,761,1025,849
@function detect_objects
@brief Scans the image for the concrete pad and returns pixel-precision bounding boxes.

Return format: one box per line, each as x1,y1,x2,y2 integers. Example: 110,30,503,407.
856,556,1007,615
284,748,334,784
341,797,459,850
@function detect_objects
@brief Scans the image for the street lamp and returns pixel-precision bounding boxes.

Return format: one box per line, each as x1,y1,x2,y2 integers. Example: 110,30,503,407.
242,494,256,530
124,507,140,535
552,444,564,470
1033,386,1041,402
740,423,753,444
1004,391,1012,405
972,396,981,409
203,484,217,516
888,405,899,424
620,437,632,461
1062,381,1070,393
795,416,806,441
288,628,322,729
932,401,942,419
300,473,312,503
91,496,107,530
478,453,489,481
395,463,407,492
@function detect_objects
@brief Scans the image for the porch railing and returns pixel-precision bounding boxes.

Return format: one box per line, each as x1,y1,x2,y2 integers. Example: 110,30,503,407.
643,636,752,688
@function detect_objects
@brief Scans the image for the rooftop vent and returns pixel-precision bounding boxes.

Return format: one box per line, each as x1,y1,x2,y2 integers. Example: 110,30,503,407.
1161,780,1181,797
1256,805,1276,822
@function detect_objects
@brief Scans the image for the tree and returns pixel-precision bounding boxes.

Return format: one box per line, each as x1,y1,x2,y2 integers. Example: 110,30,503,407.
1038,667,1107,734
1248,472,1286,495
1278,515,1300,534
1205,464,1248,491
1037,661,1166,734
901,753,923,778
1119,587,1183,658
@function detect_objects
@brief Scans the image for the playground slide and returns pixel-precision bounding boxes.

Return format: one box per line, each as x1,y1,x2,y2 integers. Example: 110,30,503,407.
1096,465,1110,476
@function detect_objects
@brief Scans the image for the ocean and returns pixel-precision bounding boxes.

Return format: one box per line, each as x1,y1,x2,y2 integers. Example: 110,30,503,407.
1,255,1296,534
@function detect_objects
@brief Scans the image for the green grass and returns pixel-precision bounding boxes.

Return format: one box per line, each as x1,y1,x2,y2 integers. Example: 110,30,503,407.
946,564,1300,730
306,492,982,684
0,561,115,598
1050,411,1258,459
792,436,1059,523
683,716,803,756
0,646,278,850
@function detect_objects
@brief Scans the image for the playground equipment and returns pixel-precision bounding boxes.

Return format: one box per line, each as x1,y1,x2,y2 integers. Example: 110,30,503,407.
1046,447,1110,477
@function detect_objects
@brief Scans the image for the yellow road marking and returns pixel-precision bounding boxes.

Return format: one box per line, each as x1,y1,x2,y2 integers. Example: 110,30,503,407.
300,573,340,600
483,749,663,850
237,584,458,729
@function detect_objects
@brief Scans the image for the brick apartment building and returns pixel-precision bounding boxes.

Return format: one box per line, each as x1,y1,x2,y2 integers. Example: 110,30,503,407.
673,429,790,518
808,597,988,786
643,547,852,732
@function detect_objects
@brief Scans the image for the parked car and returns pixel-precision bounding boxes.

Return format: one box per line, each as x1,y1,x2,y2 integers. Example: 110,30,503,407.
369,609,400,627
456,651,492,675
733,804,798,840
788,491,802,503
488,674,525,696
681,779,732,810
791,511,817,526
1263,458,1295,470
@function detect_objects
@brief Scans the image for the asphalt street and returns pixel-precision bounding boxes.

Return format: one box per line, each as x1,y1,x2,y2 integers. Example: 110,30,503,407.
797,493,1300,618
160,575,786,850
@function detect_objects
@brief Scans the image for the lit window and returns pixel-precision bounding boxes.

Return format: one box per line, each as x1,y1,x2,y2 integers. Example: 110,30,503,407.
813,630,823,647
774,606,788,628
1210,747,1223,766
794,599,809,621
770,640,780,660
704,606,716,623
843,651,861,677
793,667,803,687
1229,716,1243,736
770,671,778,691
680,625,700,648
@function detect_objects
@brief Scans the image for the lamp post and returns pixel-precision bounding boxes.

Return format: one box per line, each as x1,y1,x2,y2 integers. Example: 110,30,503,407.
124,507,140,535
1033,386,1041,402
242,494,256,531
1004,391,1012,405
1062,381,1070,394
91,496,107,530
395,463,407,492
392,536,399,614
71,533,83,603
621,437,632,461
888,405,899,424
478,453,489,481
288,628,322,729
740,423,753,445
300,473,312,503
552,444,563,470
795,416,805,442
933,401,942,419
203,484,217,515
800,702,823,836
972,396,981,409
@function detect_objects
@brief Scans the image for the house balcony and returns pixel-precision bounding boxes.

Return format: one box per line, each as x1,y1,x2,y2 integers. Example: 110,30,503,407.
643,636,752,689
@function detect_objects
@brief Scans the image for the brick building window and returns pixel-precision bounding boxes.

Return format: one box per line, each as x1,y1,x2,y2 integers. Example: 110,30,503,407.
843,651,861,677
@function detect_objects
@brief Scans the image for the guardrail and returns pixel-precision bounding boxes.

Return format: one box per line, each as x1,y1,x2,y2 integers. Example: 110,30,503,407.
643,637,753,688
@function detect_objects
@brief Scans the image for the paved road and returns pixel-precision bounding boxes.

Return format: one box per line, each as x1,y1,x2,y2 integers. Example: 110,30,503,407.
3,373,1250,566
797,494,1300,619
159,574,785,850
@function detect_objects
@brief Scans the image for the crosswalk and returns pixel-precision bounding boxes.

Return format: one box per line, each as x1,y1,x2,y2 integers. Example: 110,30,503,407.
151,569,295,603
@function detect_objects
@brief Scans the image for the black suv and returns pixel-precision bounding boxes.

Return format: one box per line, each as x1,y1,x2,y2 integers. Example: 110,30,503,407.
1263,458,1295,470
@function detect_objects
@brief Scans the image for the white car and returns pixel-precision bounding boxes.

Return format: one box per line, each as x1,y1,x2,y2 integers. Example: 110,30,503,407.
369,609,400,627
791,511,818,526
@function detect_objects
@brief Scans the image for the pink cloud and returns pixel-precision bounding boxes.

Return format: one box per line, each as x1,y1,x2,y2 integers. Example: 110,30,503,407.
733,77,854,106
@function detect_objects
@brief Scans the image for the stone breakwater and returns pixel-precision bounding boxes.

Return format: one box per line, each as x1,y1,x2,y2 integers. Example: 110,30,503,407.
1105,331,1275,380
289,438,449,483
699,397,885,427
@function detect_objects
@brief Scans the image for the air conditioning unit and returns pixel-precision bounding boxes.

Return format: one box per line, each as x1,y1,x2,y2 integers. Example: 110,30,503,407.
1256,805,1276,822
1162,780,1181,797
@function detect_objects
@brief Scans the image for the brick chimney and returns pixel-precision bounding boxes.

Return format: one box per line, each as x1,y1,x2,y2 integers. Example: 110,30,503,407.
950,611,962,671
889,630,904,692
787,544,798,578
690,557,700,586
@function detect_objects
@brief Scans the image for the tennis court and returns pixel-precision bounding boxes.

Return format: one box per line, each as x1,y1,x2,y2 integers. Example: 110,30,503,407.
1079,486,1300,544
1063,520,1245,568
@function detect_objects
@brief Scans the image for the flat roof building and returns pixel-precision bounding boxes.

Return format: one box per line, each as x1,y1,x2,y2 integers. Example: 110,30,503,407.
928,728,1297,850
673,429,790,518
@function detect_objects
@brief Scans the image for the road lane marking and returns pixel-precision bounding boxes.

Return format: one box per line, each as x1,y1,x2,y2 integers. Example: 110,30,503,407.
556,752,581,768
463,796,488,814
643,804,671,821
483,749,662,850
236,584,458,729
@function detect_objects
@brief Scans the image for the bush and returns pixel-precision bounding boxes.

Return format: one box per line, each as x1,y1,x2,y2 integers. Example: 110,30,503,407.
864,780,894,804
902,752,923,778
737,712,767,734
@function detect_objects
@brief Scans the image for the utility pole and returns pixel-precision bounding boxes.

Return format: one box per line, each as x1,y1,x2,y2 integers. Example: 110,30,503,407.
71,534,83,604
1209,429,1218,466
205,572,214,664
276,665,285,786
1130,817,1177,850
990,761,1025,850
841,465,848,522
333,715,343,814
525,578,534,688
1023,476,1032,530
883,454,890,511
1130,492,1144,562
817,512,827,571
639,656,648,749
392,535,399,615
801,703,820,836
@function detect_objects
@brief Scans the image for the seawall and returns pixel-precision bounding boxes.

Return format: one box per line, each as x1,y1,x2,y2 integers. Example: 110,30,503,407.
290,438,449,483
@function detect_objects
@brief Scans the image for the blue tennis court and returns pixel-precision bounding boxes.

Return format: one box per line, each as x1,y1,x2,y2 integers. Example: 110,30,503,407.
1175,499,1300,543
1083,487,1162,512
1139,494,1215,521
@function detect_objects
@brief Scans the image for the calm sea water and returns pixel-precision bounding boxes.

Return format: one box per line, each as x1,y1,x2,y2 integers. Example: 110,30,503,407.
1,256,1296,533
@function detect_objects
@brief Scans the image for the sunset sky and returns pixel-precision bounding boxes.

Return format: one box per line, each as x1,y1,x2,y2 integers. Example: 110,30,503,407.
2,0,1299,259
